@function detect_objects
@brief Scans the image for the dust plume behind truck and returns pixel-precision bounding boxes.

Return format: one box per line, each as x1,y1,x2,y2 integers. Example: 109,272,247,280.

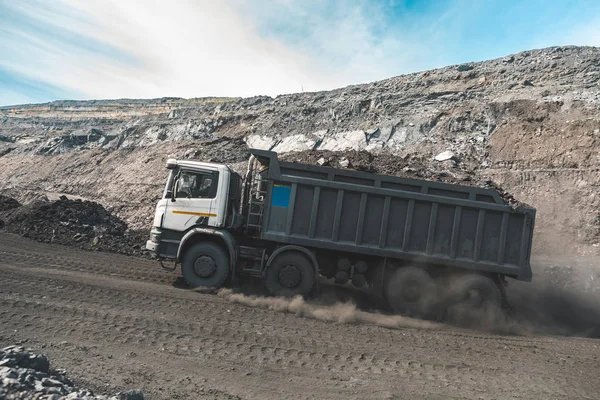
146,149,535,317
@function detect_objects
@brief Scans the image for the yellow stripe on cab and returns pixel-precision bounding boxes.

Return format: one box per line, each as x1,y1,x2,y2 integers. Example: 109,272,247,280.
172,210,217,217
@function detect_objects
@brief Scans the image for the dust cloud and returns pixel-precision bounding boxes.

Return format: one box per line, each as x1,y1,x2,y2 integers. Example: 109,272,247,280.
503,284,600,338
189,261,600,339
211,285,599,338
215,288,442,331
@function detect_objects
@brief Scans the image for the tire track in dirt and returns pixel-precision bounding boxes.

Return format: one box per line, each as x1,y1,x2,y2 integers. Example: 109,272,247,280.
0,291,485,385
0,264,570,353
0,272,463,375
0,247,170,284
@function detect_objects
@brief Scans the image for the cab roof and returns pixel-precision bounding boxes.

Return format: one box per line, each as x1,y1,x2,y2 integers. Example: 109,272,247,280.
166,158,229,172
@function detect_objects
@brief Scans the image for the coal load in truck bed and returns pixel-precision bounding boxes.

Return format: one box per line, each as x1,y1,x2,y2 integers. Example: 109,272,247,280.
281,150,529,208
0,195,148,256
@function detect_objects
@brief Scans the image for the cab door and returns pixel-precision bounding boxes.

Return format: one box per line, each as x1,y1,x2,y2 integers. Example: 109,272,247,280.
163,168,220,231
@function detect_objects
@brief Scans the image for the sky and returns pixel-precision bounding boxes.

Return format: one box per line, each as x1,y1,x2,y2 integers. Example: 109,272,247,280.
1,0,599,106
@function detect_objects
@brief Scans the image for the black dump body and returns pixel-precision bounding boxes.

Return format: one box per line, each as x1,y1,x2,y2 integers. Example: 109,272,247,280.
251,150,535,281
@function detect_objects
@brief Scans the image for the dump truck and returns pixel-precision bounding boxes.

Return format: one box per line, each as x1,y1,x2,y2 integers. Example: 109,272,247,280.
146,149,535,316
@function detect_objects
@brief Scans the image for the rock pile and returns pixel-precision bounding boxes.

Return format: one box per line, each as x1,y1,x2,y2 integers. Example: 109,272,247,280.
0,195,20,212
0,345,143,399
0,195,21,229
0,195,148,256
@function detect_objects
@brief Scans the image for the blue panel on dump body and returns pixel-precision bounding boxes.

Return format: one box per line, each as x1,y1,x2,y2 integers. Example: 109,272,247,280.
271,185,291,208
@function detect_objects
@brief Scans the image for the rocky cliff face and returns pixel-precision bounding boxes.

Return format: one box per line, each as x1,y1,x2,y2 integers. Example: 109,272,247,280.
1,46,599,255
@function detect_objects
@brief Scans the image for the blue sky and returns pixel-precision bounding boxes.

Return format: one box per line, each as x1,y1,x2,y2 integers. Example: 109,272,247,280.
1,0,599,106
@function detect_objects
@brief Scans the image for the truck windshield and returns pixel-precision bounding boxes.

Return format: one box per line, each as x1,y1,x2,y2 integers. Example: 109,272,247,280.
173,170,219,199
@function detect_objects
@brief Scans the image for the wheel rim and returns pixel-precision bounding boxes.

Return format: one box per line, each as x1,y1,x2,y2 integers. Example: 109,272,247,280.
403,279,422,303
193,255,217,278
464,288,485,307
279,265,302,288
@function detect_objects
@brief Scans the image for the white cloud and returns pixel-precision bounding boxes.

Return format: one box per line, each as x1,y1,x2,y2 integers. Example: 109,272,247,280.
0,88,38,107
2,0,599,106
1,0,471,105
566,18,600,47
1,0,344,101
230,0,424,84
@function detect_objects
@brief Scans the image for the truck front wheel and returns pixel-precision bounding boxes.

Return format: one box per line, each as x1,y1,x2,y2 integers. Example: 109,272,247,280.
265,252,315,298
181,242,230,288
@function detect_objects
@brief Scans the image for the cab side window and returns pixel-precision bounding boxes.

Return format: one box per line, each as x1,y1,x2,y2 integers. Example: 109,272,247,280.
174,170,219,199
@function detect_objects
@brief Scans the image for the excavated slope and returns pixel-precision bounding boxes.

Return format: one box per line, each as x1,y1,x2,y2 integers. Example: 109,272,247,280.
0,46,598,256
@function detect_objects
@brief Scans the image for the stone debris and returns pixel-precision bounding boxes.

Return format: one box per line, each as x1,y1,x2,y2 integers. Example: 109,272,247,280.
0,345,143,400
434,151,457,162
338,157,351,168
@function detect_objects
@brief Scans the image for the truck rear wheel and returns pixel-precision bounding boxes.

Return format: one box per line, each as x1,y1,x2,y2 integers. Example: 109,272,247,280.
385,267,438,318
265,252,315,298
445,274,502,325
447,274,501,310
181,242,229,288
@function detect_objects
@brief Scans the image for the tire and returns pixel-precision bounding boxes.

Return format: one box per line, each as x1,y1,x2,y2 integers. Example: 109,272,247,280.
181,242,229,288
355,260,368,274
334,270,350,285
385,267,438,317
351,273,366,288
265,252,316,298
337,258,351,272
446,274,502,311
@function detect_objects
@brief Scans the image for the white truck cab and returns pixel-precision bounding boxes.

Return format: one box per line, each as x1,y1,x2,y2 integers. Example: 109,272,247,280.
146,158,235,257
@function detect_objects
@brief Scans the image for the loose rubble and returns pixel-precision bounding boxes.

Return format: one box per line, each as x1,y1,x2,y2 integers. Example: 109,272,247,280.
0,345,143,400
0,195,148,256
0,195,20,212
0,195,21,229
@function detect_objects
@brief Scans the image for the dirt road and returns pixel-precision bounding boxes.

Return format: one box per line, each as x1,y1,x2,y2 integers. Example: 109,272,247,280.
1,233,599,399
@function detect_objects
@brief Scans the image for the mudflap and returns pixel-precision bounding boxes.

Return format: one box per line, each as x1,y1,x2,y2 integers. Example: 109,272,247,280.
159,259,178,273
497,275,514,313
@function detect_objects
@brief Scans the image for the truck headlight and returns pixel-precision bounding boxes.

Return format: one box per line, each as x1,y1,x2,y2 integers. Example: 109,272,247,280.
150,229,162,243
